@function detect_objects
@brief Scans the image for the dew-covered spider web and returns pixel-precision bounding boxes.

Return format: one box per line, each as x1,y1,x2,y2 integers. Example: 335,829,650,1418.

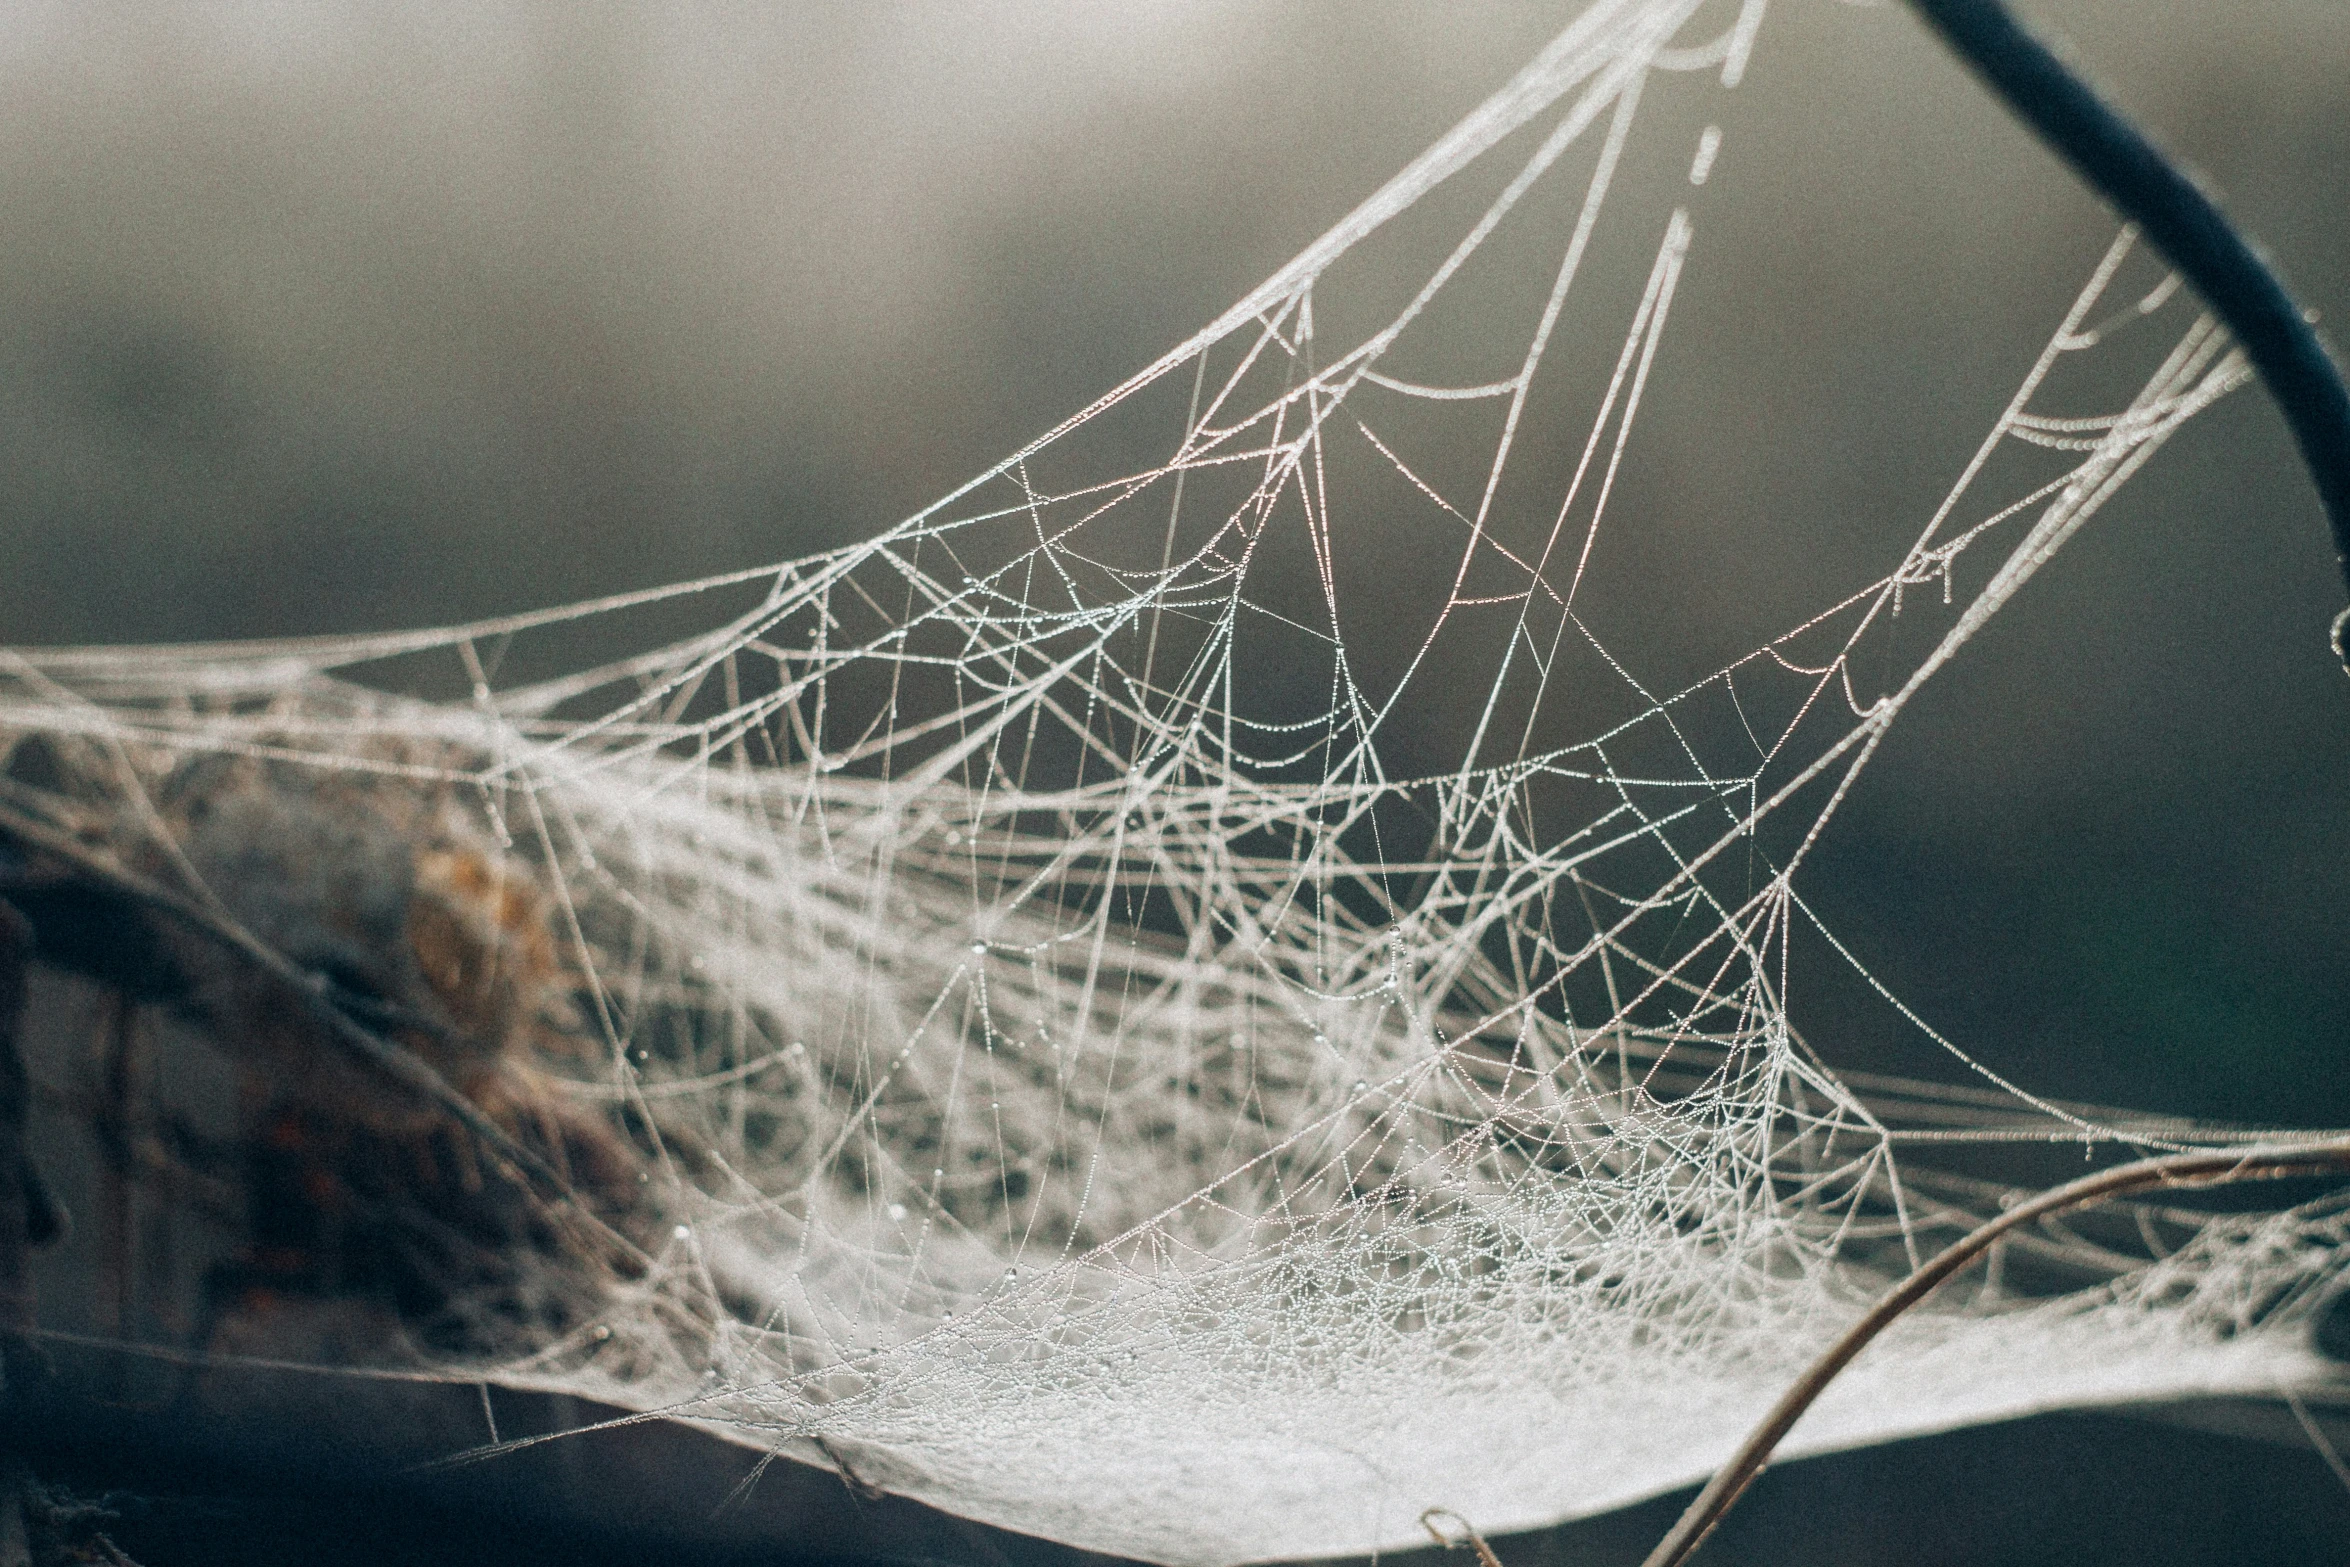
6,2,2347,1562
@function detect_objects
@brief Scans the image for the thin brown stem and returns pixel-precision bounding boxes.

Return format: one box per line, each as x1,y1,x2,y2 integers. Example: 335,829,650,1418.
1422,1508,1506,1567
1641,1136,2350,1567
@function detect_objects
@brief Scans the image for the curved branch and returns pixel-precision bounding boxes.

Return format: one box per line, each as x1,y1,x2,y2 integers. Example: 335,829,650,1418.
1640,1135,2350,1567
1905,0,2350,663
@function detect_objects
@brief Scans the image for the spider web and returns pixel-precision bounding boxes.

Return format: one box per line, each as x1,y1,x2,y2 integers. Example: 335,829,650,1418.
6,2,2345,1561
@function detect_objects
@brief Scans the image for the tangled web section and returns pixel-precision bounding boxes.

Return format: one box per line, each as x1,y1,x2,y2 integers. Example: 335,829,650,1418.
2,2,2339,1563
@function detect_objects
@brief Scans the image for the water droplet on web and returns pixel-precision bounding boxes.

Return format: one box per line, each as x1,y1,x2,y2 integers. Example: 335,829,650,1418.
673,1224,693,1241
1353,1081,1369,1095
888,1203,908,1221
591,1324,612,1341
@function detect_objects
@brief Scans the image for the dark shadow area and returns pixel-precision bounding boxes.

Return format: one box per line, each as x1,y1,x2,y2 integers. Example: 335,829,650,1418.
17,1390,2350,1567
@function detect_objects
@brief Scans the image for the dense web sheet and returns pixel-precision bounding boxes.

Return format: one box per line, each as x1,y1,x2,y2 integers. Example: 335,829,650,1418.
5,3,2346,1562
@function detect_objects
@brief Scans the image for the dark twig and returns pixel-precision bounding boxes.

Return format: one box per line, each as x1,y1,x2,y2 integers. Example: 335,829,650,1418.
1639,1135,2350,1567
1906,0,2350,664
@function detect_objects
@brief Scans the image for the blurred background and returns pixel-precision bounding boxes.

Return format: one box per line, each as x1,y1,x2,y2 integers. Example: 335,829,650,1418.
0,1,2346,1559
1,0,2345,1121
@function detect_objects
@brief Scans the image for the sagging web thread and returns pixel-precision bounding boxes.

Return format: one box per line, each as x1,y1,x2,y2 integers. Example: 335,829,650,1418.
4,0,2342,1556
